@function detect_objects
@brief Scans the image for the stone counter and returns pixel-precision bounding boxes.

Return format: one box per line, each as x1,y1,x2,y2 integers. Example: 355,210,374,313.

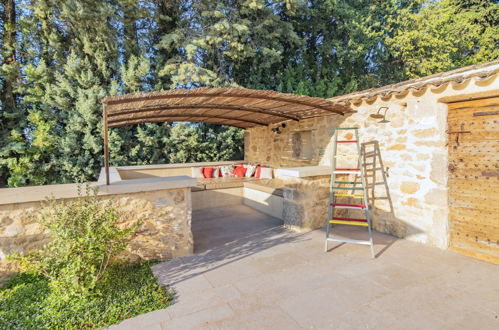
275,166,332,178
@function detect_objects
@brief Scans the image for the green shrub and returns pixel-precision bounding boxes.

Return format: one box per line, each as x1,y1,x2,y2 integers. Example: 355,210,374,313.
0,262,174,329
9,186,141,298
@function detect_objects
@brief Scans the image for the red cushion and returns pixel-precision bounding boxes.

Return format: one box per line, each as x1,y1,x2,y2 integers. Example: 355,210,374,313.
203,167,215,178
232,164,244,172
255,165,268,179
233,166,247,177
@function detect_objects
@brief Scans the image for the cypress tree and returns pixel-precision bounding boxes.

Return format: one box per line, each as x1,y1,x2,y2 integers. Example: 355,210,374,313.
0,0,19,186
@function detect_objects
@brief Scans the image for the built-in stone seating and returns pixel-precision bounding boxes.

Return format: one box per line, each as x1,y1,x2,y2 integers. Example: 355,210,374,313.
192,176,260,191
192,177,284,197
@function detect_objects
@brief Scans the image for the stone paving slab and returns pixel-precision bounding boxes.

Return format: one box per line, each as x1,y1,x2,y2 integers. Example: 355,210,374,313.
111,205,499,330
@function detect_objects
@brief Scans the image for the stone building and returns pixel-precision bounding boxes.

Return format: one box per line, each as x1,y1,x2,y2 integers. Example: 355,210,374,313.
245,61,499,263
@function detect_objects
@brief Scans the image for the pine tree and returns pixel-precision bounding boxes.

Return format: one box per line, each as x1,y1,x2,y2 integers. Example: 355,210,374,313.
157,0,297,88
36,0,121,183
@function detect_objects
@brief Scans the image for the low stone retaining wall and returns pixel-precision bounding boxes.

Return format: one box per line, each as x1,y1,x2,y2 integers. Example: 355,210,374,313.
0,177,196,282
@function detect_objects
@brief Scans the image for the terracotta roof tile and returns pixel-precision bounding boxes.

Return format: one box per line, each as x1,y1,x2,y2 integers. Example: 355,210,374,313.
328,61,499,105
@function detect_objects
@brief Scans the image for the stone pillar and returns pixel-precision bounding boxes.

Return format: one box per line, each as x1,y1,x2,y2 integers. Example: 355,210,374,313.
282,176,330,231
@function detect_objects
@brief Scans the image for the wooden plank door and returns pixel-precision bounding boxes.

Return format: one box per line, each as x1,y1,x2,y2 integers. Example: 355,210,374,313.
448,96,499,264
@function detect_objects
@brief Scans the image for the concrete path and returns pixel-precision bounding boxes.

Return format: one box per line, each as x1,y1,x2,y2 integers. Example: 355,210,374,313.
112,205,499,329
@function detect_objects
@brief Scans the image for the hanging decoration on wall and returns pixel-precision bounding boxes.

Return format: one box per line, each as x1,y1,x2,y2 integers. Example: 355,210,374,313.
370,107,390,123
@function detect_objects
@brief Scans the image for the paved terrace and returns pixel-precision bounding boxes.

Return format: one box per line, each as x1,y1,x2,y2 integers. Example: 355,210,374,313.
112,205,499,329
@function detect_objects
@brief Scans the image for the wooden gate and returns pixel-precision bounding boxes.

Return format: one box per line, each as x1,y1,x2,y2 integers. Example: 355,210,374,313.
448,96,499,264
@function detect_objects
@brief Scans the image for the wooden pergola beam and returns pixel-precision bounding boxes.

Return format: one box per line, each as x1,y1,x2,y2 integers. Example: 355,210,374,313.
108,113,269,128
111,117,250,128
103,105,110,185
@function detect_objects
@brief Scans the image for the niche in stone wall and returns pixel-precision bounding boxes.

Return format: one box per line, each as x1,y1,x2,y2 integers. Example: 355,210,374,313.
291,130,313,160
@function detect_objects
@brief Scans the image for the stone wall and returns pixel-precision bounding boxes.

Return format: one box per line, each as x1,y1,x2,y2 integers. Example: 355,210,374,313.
244,116,344,167
245,76,499,249
0,185,193,282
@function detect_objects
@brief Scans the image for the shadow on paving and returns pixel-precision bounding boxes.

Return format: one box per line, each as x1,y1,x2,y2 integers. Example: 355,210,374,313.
191,205,284,253
152,205,401,289
152,214,309,287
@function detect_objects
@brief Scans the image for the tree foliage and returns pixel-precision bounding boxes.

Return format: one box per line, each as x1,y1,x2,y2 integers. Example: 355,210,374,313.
0,0,497,187
387,0,498,78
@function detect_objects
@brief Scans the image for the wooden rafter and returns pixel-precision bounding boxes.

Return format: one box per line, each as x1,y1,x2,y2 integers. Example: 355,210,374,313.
108,113,269,128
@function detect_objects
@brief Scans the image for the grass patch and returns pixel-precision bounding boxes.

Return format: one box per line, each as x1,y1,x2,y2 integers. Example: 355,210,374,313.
0,262,173,329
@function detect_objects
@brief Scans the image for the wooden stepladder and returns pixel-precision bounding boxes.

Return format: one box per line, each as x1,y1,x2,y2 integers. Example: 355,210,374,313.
325,127,375,258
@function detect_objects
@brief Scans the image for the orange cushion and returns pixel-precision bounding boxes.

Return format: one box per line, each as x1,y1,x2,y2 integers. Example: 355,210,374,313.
233,166,247,177
203,167,215,178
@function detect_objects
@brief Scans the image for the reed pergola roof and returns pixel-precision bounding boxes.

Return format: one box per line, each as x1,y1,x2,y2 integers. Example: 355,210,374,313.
102,87,351,129
101,87,351,185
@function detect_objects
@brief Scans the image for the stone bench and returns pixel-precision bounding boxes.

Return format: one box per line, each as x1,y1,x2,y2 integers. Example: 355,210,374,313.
192,176,261,191
192,177,285,196
243,180,284,197
191,178,286,217
241,179,286,219
191,177,260,210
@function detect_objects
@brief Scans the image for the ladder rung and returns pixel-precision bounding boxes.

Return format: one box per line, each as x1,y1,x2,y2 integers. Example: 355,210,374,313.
334,193,363,197
365,168,383,171
331,203,366,209
334,171,361,174
332,217,366,222
326,237,371,245
335,127,359,130
364,152,375,157
332,187,364,190
330,220,368,227
337,140,358,143
334,181,360,184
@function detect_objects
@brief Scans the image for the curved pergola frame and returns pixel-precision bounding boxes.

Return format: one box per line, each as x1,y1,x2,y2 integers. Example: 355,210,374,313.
102,87,351,184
